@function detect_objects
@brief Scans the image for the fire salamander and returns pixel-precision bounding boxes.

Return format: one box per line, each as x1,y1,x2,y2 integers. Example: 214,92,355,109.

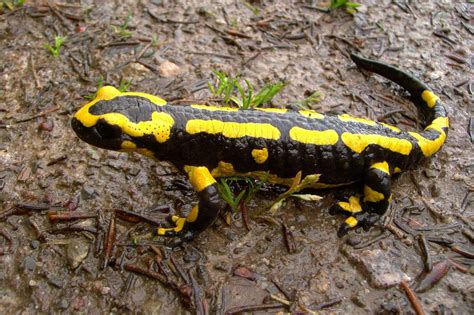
71,54,449,241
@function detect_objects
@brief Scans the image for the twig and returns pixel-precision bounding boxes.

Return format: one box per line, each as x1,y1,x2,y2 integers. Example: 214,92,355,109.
416,234,432,272
13,106,60,124
102,212,116,269
399,281,425,315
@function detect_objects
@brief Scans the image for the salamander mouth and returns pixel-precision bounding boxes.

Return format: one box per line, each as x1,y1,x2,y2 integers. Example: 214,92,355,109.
71,117,122,150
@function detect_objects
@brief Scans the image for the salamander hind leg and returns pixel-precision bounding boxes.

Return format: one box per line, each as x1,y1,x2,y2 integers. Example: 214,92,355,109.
334,162,392,237
157,166,226,241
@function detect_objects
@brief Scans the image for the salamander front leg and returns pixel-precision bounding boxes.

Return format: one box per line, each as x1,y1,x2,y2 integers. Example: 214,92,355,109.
157,167,226,241
336,162,392,236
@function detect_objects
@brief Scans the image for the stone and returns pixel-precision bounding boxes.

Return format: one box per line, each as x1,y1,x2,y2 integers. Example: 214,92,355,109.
66,238,89,269
159,60,180,77
347,249,411,288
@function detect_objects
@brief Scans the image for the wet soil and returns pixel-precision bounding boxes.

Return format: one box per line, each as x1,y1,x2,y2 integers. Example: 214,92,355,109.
0,1,473,313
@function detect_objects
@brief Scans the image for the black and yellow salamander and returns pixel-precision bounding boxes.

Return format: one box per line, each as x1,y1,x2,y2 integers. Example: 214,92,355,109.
71,54,449,241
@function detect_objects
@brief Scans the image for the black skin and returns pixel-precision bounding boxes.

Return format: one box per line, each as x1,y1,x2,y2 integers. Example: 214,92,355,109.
71,54,448,241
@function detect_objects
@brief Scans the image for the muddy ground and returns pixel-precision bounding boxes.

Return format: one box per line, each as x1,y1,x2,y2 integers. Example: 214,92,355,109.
0,0,473,314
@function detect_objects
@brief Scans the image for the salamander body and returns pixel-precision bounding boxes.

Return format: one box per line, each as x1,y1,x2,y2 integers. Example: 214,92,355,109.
71,55,449,240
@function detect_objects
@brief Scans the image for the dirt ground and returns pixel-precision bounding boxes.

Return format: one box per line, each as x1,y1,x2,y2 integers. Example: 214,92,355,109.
0,0,473,314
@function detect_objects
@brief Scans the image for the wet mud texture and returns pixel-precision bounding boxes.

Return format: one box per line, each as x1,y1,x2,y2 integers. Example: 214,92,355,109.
0,1,473,313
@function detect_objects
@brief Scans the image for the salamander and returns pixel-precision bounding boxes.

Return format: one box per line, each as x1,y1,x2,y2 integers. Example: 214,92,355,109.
71,54,449,241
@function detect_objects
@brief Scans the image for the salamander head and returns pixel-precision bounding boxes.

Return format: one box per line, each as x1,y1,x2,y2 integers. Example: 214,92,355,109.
71,86,170,153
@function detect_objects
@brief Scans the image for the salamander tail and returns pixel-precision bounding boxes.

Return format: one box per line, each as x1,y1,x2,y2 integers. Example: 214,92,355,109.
350,54,449,157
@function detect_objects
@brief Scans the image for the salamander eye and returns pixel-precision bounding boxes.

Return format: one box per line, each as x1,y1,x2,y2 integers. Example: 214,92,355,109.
96,121,122,139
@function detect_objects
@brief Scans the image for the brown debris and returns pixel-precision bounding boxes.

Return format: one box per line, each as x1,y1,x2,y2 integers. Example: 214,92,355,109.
415,260,451,293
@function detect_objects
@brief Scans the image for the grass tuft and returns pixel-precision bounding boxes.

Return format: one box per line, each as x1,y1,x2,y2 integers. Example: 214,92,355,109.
118,78,132,92
329,0,360,14
84,75,105,100
114,13,133,38
208,70,286,110
44,36,66,57
218,174,268,213
1,0,25,10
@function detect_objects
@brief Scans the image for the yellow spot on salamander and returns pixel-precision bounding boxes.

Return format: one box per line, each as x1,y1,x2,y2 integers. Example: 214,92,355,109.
289,127,339,145
185,166,216,192
394,167,402,174
210,161,236,178
345,216,358,228
338,113,377,126
186,119,281,140
338,196,362,213
190,104,238,112
121,140,137,150
380,123,401,133
251,148,269,164
341,133,412,155
421,90,439,108
186,206,199,223
370,161,390,174
74,86,167,128
157,217,186,235
101,111,174,143
255,108,288,113
364,185,385,203
427,117,449,131
408,117,448,157
298,110,324,119
409,130,446,157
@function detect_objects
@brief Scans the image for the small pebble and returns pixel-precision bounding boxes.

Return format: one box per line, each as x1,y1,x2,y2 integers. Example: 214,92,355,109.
23,256,36,272
30,240,40,249
159,60,180,77
351,290,367,308
214,261,231,273
58,299,69,310
81,185,96,200
255,239,267,254
100,286,111,295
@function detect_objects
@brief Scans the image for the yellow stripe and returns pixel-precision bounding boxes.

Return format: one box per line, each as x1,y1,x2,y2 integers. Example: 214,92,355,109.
426,117,449,132
98,111,174,143
380,123,401,133
339,113,377,126
289,127,339,145
421,90,439,108
186,119,281,140
408,131,446,157
338,196,362,213
370,161,390,174
121,140,137,150
298,110,324,119
190,104,238,112
341,133,412,155
364,185,385,202
185,166,216,192
251,148,269,164
157,218,185,235
255,108,288,113
74,86,166,128
345,216,358,228
186,206,199,223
